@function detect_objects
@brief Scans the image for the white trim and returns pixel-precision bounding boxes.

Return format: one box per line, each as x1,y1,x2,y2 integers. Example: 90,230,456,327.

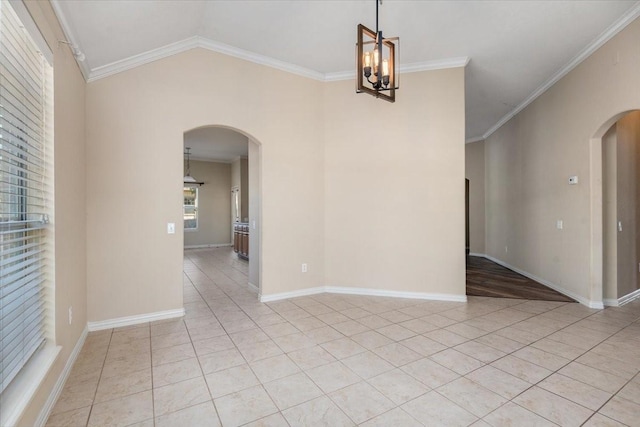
247,282,259,293
465,137,485,144
325,286,467,302
324,70,355,82
87,37,198,83
399,57,470,73
9,0,53,65
83,33,470,83
615,288,640,307
0,345,61,427
49,0,89,79
603,298,619,307
324,56,470,81
184,243,232,249
588,301,605,310
468,252,486,257
481,2,640,141
87,308,185,332
197,37,325,81
260,286,466,303
87,36,325,83
260,287,325,303
87,37,200,83
483,254,604,309
34,327,88,427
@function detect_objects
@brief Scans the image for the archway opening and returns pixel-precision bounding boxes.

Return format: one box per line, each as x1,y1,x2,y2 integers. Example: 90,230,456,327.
591,110,640,307
181,125,262,298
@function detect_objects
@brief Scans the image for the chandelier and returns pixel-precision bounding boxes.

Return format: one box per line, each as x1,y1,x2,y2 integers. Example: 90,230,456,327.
356,0,399,102
183,147,203,186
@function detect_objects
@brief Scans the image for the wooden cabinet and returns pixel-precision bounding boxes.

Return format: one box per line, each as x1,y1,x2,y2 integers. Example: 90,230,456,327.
233,223,249,260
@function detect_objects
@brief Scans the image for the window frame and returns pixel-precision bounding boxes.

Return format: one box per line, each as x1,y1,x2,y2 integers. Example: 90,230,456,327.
0,1,57,425
183,186,198,231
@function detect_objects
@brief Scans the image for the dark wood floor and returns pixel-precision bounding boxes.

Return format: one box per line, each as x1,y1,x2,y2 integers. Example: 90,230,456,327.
466,256,576,302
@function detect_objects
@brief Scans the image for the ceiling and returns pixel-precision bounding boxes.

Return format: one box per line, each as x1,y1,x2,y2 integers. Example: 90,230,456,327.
52,0,640,141
184,127,248,162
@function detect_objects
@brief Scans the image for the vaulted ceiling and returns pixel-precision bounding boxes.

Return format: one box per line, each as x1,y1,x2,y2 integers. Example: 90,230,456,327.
52,0,640,141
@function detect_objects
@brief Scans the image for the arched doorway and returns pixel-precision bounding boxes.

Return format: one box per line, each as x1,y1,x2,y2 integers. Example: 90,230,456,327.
182,125,262,296
590,110,640,307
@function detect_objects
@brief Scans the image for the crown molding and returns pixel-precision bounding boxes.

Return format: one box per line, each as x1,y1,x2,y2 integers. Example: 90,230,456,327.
50,0,90,80
88,37,201,82
87,35,325,83
400,56,471,73
465,136,485,144
324,70,356,81
196,37,326,81
85,34,470,83
325,56,470,82
482,2,640,141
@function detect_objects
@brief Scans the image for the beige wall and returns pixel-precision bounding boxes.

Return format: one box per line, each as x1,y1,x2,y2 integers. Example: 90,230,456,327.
485,17,640,304
637,113,640,295
465,140,486,254
603,126,618,300
183,160,232,247
241,158,249,221
248,141,260,288
19,1,87,425
616,111,640,297
86,48,326,321
231,157,249,222
324,68,466,297
86,48,467,319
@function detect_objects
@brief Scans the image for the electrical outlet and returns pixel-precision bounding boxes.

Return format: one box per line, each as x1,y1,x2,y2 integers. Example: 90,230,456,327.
557,220,563,230
302,263,308,273
68,306,73,325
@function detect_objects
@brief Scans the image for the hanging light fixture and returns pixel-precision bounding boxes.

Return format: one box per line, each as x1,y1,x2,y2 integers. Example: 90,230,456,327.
356,0,399,102
183,147,203,186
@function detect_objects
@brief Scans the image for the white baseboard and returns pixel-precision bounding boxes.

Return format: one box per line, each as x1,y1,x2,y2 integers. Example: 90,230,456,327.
612,288,640,307
87,308,185,331
184,243,232,249
260,287,325,303
483,254,603,309
1,346,61,427
260,286,466,304
603,298,619,307
247,282,259,293
34,327,88,427
468,252,486,257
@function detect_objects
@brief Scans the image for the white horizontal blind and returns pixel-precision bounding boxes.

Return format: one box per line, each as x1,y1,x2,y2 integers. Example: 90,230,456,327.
0,0,51,394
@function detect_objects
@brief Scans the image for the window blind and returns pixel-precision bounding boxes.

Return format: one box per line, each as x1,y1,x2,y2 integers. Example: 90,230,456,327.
0,1,52,394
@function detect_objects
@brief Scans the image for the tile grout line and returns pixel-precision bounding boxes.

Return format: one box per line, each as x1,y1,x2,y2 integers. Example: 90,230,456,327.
186,250,284,426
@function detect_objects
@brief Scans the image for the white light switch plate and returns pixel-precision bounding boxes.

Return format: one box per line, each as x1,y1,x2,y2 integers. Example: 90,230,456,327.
167,223,175,234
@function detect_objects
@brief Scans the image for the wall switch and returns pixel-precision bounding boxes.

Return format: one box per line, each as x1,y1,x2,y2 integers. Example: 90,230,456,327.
568,176,578,185
68,306,73,325
301,263,308,273
557,220,563,230
618,221,622,232
167,222,175,234
505,246,508,253
252,220,256,229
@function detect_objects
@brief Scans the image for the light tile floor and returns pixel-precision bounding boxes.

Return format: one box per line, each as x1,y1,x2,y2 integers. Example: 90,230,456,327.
46,248,640,427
